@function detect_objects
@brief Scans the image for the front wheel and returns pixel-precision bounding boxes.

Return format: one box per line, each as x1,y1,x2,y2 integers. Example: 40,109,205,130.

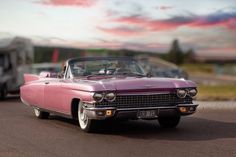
78,101,97,132
33,108,50,119
158,115,181,128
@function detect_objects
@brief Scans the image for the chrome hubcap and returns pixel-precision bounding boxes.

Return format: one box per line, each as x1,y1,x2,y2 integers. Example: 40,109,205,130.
34,108,40,117
78,102,88,129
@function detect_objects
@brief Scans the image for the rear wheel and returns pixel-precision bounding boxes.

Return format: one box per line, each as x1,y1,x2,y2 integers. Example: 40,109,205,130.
78,101,97,132
158,115,181,128
0,85,7,100
33,108,50,119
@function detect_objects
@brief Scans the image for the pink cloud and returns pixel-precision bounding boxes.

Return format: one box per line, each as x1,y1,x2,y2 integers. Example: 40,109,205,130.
114,16,145,25
112,15,188,31
97,26,145,36
190,17,236,30
148,21,186,31
106,10,236,32
37,0,97,7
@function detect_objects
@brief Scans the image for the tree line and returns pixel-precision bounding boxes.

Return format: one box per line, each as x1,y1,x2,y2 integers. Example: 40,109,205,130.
34,39,194,65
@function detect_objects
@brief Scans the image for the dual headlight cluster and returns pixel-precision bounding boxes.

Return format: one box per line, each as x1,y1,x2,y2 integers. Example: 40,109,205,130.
93,92,116,102
177,88,197,98
93,89,196,102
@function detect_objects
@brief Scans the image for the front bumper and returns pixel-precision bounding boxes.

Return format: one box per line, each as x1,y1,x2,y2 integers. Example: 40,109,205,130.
84,104,198,120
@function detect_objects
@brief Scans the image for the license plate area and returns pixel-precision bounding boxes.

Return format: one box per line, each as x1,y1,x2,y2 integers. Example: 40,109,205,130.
137,110,158,119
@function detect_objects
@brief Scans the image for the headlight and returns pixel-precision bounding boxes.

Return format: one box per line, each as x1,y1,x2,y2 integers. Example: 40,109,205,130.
188,88,197,97
177,89,187,98
93,93,104,102
104,92,116,102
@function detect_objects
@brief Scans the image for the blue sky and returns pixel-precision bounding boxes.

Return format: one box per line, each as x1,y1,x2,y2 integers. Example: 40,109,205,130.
0,0,236,55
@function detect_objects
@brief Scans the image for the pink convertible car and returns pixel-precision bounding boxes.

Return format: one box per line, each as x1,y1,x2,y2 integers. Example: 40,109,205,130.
20,57,198,132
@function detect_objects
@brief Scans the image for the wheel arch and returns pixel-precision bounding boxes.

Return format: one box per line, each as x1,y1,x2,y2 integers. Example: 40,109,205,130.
71,98,80,120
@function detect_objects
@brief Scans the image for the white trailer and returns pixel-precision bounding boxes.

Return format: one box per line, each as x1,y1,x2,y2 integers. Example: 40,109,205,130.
0,37,34,100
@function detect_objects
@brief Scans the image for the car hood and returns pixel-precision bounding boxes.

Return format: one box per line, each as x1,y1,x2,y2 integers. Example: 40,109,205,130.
62,77,196,93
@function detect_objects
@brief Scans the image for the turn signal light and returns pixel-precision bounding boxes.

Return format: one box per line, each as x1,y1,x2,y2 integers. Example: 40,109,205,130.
106,110,113,116
179,107,188,113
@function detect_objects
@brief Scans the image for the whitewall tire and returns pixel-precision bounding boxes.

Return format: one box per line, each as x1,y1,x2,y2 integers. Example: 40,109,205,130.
33,108,50,119
78,101,96,132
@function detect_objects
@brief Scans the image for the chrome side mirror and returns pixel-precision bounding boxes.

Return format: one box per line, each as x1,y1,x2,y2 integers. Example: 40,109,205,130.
39,71,51,78
146,72,153,78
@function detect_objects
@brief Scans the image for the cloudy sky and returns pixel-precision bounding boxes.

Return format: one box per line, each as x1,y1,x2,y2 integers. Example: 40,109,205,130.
0,0,236,55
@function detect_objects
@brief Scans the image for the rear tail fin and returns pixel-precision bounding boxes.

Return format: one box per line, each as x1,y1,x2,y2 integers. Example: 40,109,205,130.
23,74,40,83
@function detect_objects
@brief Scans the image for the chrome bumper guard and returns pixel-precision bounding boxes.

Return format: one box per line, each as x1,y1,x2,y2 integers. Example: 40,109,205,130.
84,104,199,120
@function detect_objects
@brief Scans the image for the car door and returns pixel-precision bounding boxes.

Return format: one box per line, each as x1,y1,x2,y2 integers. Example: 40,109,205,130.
43,78,65,113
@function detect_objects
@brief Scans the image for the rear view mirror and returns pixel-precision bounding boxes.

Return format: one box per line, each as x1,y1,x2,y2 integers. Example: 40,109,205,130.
39,71,51,78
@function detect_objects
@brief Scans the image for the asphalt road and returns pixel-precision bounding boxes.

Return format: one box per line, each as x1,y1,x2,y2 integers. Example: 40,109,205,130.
1,97,236,157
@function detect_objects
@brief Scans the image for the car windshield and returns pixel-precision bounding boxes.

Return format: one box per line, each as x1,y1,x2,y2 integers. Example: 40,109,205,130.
68,58,145,78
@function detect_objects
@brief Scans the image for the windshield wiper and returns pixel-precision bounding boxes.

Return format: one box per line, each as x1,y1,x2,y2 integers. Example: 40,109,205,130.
86,73,106,79
116,72,146,77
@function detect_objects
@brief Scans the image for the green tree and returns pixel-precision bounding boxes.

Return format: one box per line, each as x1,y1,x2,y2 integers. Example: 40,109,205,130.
167,39,184,65
184,48,195,63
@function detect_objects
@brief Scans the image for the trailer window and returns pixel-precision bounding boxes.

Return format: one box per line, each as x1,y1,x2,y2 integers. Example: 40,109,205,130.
0,54,12,71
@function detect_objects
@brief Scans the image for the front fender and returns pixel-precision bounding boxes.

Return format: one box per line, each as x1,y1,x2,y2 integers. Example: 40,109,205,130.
59,88,95,114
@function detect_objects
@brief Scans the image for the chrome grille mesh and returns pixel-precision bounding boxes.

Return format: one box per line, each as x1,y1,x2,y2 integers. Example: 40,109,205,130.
95,94,192,108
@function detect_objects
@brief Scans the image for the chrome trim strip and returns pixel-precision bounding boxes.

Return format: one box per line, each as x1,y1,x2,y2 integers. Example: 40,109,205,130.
117,92,171,96
84,104,198,111
178,104,199,107
117,106,177,111
85,107,117,111
83,104,198,119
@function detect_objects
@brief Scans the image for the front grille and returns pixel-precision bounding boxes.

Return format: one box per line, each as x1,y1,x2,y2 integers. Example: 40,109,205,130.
95,94,192,108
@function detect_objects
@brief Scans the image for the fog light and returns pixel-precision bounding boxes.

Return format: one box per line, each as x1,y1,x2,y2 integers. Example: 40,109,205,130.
179,107,188,113
189,107,196,111
96,111,105,116
106,110,113,116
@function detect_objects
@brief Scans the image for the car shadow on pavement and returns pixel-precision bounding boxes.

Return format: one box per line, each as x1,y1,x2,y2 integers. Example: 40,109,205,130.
49,115,236,141
105,117,236,141
49,115,79,125
116,117,236,141
0,95,20,103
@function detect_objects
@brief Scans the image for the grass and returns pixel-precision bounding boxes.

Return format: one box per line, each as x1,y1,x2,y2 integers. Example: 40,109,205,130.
197,84,236,101
181,63,236,101
181,63,215,75
181,63,236,76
